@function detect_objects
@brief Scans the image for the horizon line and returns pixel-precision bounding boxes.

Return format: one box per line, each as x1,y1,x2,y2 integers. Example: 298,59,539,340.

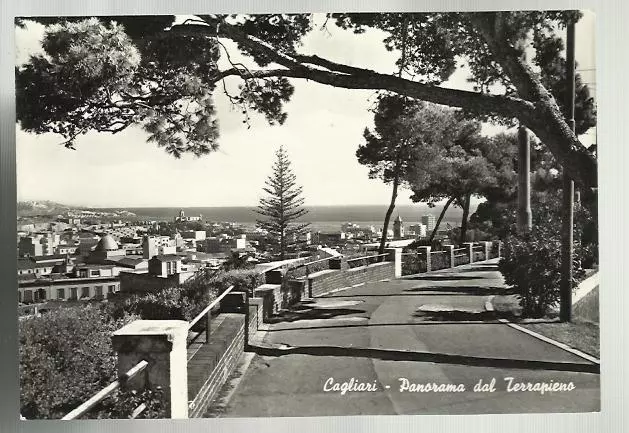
18,201,461,209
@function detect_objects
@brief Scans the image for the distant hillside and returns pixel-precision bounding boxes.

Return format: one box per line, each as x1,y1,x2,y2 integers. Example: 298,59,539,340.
17,201,137,219
17,200,74,216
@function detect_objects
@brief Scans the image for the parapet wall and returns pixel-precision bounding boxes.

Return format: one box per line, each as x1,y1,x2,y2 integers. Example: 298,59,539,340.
308,262,394,297
187,313,245,417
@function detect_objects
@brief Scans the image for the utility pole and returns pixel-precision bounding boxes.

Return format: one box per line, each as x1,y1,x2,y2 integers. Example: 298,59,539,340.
517,125,532,234
560,21,576,322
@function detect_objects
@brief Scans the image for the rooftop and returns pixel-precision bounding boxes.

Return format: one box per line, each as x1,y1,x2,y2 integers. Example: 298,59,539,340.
150,254,181,261
17,259,54,270
95,234,119,251
115,257,146,267
30,254,73,262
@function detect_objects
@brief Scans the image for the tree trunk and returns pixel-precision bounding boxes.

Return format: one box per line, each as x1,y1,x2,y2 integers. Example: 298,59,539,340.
459,192,472,245
428,196,455,243
378,174,400,257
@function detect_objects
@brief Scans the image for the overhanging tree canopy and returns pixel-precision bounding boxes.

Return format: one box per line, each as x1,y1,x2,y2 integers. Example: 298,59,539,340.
16,11,596,186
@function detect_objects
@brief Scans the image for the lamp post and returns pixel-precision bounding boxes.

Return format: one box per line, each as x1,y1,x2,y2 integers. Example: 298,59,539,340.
517,125,532,234
559,20,576,323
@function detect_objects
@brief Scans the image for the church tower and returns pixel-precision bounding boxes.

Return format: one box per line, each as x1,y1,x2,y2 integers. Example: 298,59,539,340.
393,215,404,239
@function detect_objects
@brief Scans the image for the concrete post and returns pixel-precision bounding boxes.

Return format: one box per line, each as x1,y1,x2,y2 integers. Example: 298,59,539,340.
483,241,492,261
418,246,431,272
385,248,402,278
112,320,189,419
442,245,455,268
463,242,474,264
329,257,347,270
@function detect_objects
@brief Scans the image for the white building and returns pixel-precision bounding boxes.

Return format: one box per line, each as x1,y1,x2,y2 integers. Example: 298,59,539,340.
143,235,176,259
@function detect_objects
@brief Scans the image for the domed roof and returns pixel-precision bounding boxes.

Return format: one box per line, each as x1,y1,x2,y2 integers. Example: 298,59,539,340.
96,234,119,251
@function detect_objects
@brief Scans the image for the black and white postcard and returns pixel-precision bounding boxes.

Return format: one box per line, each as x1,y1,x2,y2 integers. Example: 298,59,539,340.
13,9,602,422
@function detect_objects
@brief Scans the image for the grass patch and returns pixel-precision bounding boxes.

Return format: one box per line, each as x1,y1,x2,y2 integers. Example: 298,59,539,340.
521,320,600,359
492,290,599,358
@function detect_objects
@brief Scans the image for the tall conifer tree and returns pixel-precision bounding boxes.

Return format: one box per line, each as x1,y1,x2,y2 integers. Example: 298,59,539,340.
256,146,310,260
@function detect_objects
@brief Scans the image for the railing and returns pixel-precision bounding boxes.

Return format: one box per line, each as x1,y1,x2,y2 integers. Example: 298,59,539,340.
187,284,236,348
430,250,450,270
61,360,149,420
453,248,469,267
346,253,389,269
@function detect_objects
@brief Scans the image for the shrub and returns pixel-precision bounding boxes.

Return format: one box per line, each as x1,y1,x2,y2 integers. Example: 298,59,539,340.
94,388,168,419
113,287,201,321
19,305,139,419
498,224,583,318
109,269,263,323
207,268,264,295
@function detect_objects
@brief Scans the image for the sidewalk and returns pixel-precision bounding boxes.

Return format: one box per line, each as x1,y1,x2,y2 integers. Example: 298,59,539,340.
210,260,599,417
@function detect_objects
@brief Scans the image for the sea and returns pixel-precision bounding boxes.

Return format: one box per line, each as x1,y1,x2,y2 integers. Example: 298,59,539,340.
106,204,473,232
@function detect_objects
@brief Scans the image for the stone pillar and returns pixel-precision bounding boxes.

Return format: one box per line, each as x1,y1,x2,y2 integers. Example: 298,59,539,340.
418,246,431,272
112,320,189,419
442,245,455,268
483,241,492,261
463,242,474,264
265,269,284,284
385,248,402,278
329,257,347,270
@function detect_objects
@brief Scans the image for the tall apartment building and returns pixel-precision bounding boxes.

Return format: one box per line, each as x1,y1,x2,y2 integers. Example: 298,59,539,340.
18,233,60,257
421,215,436,233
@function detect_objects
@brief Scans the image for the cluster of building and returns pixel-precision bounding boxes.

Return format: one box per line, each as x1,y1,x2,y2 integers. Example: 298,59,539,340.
16,208,447,311
16,210,257,309
314,214,438,249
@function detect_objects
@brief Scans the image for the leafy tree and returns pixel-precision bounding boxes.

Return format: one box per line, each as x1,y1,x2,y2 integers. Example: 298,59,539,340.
16,12,596,189
407,115,517,244
356,95,430,254
255,146,310,260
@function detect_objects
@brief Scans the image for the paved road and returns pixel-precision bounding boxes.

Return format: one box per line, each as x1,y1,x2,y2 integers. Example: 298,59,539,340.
214,260,599,417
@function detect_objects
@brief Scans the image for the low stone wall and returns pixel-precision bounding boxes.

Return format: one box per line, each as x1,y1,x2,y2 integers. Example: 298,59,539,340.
187,313,245,418
308,262,394,297
252,258,397,320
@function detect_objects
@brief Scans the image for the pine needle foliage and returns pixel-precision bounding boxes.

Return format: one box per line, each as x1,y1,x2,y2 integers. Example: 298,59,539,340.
255,146,310,259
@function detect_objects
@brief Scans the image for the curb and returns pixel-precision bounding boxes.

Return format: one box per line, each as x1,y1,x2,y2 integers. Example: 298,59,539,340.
485,296,600,365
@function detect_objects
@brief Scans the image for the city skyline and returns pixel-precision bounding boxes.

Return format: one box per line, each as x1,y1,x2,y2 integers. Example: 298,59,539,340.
15,13,596,208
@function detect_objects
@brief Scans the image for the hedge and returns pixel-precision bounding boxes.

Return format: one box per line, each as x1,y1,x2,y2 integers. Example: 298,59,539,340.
18,305,168,419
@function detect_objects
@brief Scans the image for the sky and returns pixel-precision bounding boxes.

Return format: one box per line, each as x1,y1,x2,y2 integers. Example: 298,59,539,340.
14,12,596,208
